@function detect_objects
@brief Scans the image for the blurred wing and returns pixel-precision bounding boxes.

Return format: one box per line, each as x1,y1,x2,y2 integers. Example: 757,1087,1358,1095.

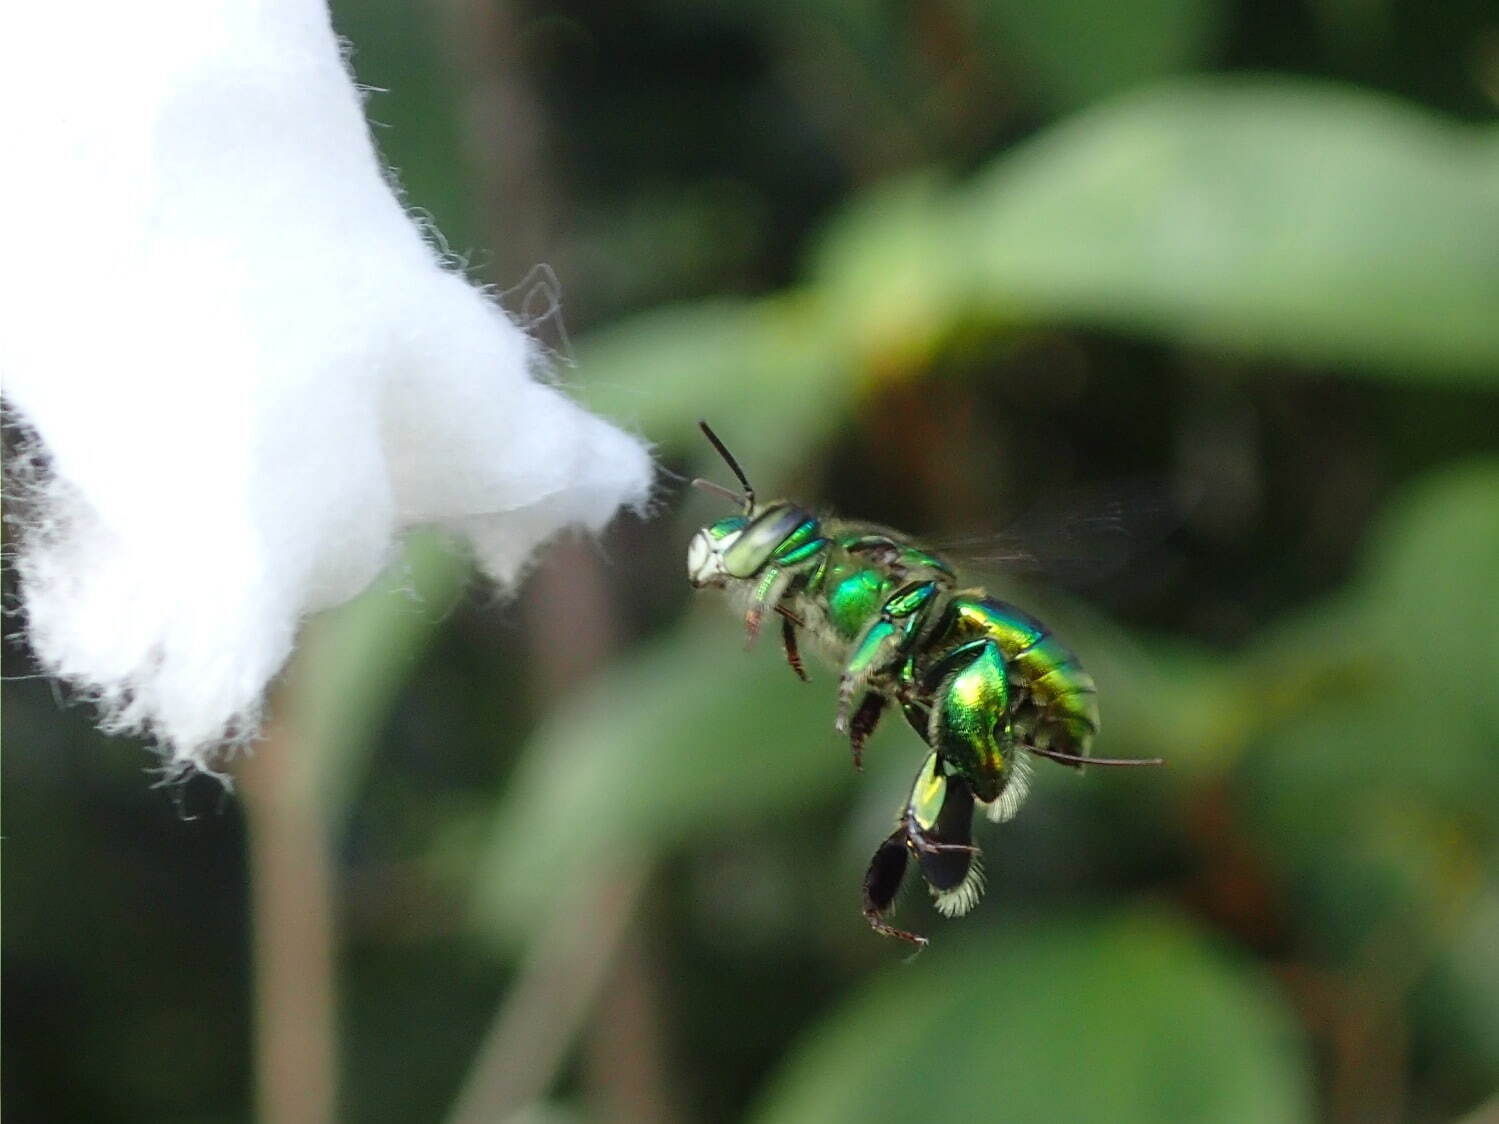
928,476,1201,588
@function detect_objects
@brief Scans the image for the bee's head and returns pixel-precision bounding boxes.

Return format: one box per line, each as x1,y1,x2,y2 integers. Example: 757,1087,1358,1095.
687,422,823,589
686,513,749,588
687,502,815,587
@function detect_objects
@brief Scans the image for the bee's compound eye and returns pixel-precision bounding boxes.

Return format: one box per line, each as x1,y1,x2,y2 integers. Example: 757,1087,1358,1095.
686,531,715,586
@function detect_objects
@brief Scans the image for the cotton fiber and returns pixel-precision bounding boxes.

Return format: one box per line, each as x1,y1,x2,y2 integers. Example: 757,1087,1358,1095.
0,1,654,770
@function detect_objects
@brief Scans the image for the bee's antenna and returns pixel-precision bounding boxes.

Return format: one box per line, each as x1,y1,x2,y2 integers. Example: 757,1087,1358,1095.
691,478,745,506
1026,746,1165,767
698,420,755,511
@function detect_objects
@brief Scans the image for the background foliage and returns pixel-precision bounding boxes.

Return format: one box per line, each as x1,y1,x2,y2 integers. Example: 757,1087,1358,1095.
6,0,1498,1121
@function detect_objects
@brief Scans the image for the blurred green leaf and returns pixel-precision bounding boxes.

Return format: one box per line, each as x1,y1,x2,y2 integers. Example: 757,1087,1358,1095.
584,79,1499,437
1359,460,1499,729
573,297,852,483
1246,458,1499,789
1239,460,1499,954
974,0,1221,107
472,611,852,942
751,910,1312,1124
1040,604,1243,774
961,81,1499,380
806,173,972,378
1424,881,1499,1087
1245,706,1486,958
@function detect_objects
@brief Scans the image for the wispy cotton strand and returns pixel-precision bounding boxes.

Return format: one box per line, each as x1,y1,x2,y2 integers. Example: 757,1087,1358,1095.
0,1,654,770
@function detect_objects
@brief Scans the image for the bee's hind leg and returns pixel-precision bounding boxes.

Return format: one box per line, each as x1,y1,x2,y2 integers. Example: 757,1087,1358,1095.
862,830,927,949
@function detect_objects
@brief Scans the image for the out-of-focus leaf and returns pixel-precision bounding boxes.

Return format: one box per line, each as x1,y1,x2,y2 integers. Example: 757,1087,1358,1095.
1246,460,1499,791
963,81,1499,380
1238,461,1499,955
805,174,970,381
812,79,1499,382
559,76,1499,529
471,611,853,943
1244,705,1487,958
589,81,1499,422
1422,882,1499,1088
751,910,1313,1124
974,0,1221,107
571,297,852,483
1357,460,1499,730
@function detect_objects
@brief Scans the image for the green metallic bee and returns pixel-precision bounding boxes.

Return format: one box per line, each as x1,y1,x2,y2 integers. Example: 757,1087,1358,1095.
688,422,1161,948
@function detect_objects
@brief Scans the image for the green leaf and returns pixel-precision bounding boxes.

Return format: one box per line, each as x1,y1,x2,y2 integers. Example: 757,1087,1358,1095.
1358,459,1499,728
809,79,1499,382
572,297,853,482
1423,881,1499,1087
1237,460,1499,956
806,173,972,378
471,612,854,943
1245,459,1499,801
963,80,1499,380
974,0,1222,107
575,81,1499,479
751,910,1313,1124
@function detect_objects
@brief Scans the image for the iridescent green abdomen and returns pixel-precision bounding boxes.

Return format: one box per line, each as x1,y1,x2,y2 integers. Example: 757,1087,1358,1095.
921,595,1099,755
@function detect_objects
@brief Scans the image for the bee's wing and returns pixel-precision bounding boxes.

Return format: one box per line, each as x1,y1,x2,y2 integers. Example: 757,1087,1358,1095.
927,476,1202,588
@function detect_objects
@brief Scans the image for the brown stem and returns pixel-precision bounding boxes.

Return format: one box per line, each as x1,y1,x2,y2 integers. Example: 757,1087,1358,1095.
445,861,650,1124
584,908,683,1124
240,690,337,1124
431,0,682,1114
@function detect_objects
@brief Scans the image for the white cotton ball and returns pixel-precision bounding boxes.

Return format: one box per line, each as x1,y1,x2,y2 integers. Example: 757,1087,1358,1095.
0,0,655,769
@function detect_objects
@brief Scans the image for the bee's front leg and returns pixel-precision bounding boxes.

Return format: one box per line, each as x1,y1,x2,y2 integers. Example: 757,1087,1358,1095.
742,565,793,647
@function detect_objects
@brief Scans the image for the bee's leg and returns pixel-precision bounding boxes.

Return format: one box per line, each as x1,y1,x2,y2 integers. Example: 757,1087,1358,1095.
749,541,825,647
904,763,985,918
835,619,900,733
862,829,927,948
921,639,1014,806
909,834,980,856
846,692,886,771
777,611,809,682
896,658,932,738
835,582,940,732
743,565,793,647
1022,743,1165,768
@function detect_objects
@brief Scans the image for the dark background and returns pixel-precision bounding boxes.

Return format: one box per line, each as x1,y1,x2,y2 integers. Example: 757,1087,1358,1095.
6,0,1499,1121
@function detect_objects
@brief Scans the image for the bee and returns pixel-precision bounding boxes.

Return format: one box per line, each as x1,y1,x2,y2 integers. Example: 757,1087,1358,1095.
687,422,1162,948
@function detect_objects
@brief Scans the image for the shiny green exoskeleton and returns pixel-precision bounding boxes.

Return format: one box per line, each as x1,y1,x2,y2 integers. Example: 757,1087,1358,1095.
688,422,1160,948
